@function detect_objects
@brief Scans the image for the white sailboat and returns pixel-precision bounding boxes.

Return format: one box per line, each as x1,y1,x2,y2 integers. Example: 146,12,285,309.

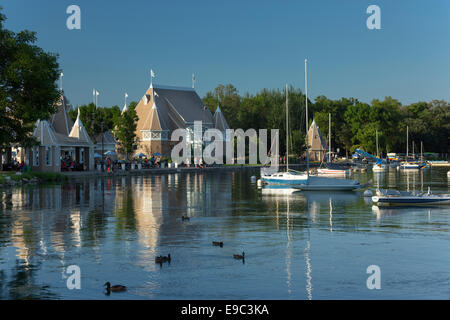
317,113,350,176
261,60,362,191
260,84,308,186
294,60,361,191
373,130,387,172
399,126,426,169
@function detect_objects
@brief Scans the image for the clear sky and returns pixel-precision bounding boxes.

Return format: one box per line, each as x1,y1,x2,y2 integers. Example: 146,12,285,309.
2,0,450,108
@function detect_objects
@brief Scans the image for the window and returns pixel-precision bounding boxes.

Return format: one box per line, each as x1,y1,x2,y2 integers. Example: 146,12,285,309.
45,147,52,166
33,146,39,166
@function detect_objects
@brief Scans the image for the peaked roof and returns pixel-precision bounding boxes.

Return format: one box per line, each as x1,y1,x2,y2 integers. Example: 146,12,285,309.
69,109,93,144
94,130,117,145
213,106,230,132
147,101,167,131
51,93,73,136
135,84,216,134
308,119,327,150
33,120,58,147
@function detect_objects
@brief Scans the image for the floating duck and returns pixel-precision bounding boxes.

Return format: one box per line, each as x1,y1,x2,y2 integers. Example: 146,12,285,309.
233,252,245,260
212,241,223,247
155,254,171,264
104,282,127,293
181,216,190,221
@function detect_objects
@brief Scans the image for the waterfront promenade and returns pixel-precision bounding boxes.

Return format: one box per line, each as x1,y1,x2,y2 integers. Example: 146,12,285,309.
61,164,307,180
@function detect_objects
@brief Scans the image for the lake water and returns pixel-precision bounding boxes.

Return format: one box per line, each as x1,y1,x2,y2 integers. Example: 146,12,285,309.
0,167,449,299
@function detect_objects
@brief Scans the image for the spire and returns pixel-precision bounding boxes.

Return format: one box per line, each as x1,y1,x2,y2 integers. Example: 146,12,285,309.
122,103,128,114
69,108,93,144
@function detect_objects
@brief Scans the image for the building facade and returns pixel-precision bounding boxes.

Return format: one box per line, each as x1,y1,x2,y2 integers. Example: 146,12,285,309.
30,94,94,172
307,119,328,162
134,83,230,160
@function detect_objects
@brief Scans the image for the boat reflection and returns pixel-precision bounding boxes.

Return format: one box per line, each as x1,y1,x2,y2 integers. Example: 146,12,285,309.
372,204,436,221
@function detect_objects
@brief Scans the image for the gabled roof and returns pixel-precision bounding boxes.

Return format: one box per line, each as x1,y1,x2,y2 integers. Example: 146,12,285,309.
51,93,73,136
69,108,93,145
94,130,117,145
308,119,327,150
147,101,167,131
213,106,230,132
33,119,93,147
135,83,216,134
33,120,58,147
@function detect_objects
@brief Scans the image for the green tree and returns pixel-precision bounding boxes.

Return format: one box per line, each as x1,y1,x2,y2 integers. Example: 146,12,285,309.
203,84,241,128
0,7,60,150
113,102,138,160
69,104,121,142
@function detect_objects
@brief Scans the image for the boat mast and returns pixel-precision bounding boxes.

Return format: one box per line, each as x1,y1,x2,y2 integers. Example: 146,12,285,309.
328,113,331,163
305,59,309,178
420,141,423,162
376,130,379,158
286,83,289,172
406,125,409,163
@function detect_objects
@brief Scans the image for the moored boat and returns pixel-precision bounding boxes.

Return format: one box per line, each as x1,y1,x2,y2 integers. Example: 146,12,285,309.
373,163,387,172
372,188,450,206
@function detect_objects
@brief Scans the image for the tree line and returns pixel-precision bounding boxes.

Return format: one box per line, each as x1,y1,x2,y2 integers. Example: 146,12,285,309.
68,102,138,160
202,84,450,158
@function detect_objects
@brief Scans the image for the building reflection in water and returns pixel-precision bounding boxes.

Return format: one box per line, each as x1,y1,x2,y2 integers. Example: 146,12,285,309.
0,172,233,298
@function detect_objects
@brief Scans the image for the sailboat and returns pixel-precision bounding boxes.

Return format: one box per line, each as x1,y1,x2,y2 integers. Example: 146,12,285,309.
317,113,350,176
262,60,361,191
260,84,309,186
399,126,426,169
372,130,387,172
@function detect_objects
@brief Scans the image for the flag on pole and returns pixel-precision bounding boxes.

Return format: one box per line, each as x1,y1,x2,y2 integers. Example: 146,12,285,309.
125,93,128,98
151,69,155,78
61,72,64,77
96,90,100,96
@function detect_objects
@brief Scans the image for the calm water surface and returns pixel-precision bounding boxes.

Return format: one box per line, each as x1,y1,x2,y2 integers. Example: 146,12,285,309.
0,168,449,299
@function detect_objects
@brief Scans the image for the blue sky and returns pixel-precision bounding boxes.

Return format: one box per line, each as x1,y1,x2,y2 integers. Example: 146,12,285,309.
2,0,450,108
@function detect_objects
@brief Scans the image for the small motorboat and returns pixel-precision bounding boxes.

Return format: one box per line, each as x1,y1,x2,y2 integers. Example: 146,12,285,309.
372,163,387,172
317,163,350,176
399,161,427,170
372,188,450,206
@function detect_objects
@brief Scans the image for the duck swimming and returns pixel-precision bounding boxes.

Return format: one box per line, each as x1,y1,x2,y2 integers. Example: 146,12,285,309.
155,254,171,264
233,252,245,260
104,282,127,293
212,241,223,247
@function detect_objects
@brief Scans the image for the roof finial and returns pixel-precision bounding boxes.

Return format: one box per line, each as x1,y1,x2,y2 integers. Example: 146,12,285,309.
150,69,155,88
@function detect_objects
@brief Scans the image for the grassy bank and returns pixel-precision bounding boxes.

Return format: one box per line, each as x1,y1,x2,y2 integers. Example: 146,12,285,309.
0,171,68,185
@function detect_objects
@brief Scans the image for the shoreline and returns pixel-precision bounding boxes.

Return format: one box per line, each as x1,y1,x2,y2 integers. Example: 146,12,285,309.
61,163,310,181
